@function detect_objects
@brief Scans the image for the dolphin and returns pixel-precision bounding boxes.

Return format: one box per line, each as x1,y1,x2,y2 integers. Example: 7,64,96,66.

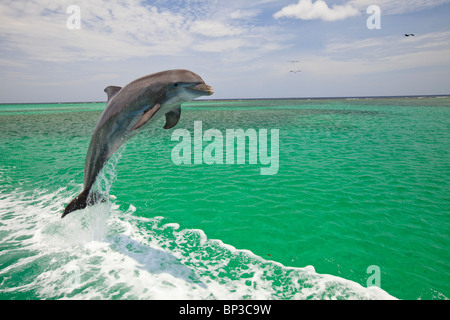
62,69,213,218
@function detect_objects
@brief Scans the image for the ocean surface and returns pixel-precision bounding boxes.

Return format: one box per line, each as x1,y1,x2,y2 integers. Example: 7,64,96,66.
0,97,449,300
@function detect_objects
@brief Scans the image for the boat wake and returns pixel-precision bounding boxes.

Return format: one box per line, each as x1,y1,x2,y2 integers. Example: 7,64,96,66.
0,182,396,300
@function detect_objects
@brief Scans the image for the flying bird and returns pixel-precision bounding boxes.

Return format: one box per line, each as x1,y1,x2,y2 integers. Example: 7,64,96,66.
289,70,302,74
404,34,415,37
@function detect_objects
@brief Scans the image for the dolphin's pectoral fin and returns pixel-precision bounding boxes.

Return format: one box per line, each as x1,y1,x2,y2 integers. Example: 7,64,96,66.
131,103,161,131
163,106,181,129
104,86,122,102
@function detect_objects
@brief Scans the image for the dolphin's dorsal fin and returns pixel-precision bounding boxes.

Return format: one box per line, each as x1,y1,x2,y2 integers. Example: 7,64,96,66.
163,106,181,129
104,86,122,102
131,104,161,131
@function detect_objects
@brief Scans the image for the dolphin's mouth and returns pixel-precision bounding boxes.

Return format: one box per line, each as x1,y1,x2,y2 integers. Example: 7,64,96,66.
190,83,214,96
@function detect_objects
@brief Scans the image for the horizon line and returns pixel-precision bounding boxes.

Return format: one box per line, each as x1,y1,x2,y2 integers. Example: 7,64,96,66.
1,94,449,105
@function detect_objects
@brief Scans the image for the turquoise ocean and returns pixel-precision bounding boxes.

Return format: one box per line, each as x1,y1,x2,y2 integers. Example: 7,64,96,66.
0,97,449,300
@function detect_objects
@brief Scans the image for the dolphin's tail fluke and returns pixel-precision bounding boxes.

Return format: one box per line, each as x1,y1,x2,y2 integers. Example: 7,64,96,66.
62,189,90,218
62,188,110,218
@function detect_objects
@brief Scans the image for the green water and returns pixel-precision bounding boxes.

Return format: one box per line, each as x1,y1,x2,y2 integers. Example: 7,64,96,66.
0,98,449,300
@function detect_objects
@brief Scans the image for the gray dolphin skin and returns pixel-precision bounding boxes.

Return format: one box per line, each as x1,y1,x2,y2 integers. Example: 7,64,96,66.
62,69,213,218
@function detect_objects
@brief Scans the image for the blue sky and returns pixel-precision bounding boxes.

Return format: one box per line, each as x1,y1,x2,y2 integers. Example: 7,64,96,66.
0,0,449,103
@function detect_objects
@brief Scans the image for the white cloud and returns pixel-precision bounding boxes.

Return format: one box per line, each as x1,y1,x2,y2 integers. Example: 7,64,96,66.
300,31,450,76
348,0,450,15
0,0,192,62
0,0,284,64
229,9,261,19
273,0,360,21
325,31,450,57
2,0,449,102
189,20,244,37
299,49,450,78
191,38,246,52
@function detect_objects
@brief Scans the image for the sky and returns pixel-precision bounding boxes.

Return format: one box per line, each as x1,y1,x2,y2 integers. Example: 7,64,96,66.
0,0,449,103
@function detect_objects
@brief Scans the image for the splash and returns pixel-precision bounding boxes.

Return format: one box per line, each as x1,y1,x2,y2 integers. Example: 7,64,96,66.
0,185,396,300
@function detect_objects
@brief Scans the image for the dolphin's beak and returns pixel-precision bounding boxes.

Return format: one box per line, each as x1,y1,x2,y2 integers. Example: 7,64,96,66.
191,83,214,96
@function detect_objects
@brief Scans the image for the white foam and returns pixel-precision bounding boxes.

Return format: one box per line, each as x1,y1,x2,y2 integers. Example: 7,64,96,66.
0,187,397,300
